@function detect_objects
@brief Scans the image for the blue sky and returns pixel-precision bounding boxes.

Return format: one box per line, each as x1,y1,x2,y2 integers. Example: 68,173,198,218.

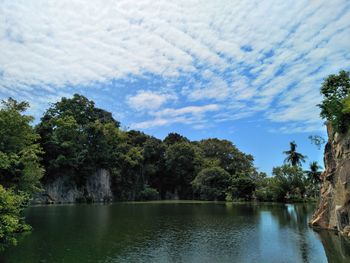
1,0,350,174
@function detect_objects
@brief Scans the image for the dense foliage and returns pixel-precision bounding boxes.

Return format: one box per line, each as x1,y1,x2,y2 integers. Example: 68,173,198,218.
36,94,122,183
0,94,321,206
254,145,321,202
319,70,350,133
192,167,230,201
0,91,327,250
32,95,262,202
0,98,44,251
0,186,30,251
304,161,322,198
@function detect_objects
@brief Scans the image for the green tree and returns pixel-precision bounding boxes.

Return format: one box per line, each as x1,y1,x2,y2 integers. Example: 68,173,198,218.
138,187,159,201
113,146,144,200
254,177,279,201
0,98,44,194
0,98,44,250
0,186,30,251
304,161,322,198
273,165,306,201
142,137,165,196
305,161,322,184
41,94,119,127
342,95,350,114
198,138,258,201
126,130,149,147
255,165,306,202
119,132,165,200
163,132,189,146
283,141,306,167
318,70,350,133
199,138,255,175
229,173,256,200
164,142,201,199
37,94,121,183
192,167,230,201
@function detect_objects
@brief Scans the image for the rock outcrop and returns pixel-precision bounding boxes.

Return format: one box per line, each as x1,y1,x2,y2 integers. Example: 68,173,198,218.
311,123,350,236
32,169,113,204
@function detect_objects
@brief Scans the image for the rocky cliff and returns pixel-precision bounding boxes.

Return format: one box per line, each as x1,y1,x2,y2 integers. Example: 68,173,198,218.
311,123,350,236
32,169,113,204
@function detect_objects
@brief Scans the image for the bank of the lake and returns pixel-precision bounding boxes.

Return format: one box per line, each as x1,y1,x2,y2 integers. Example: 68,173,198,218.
1,201,349,263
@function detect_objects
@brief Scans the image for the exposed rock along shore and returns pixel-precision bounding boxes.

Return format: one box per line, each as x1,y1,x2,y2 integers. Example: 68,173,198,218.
32,169,113,204
311,123,350,237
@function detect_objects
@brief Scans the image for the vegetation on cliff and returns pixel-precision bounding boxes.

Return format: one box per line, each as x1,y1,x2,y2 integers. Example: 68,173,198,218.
311,70,350,234
319,70,350,133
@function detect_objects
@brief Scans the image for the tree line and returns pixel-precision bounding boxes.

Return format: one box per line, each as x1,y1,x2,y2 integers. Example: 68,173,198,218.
1,69,349,250
0,93,320,251
36,94,262,201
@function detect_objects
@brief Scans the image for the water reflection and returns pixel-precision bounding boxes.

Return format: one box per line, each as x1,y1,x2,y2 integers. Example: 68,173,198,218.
270,204,312,263
316,229,350,263
0,202,349,262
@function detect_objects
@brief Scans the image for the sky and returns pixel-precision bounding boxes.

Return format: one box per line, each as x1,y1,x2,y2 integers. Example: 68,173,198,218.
1,0,350,174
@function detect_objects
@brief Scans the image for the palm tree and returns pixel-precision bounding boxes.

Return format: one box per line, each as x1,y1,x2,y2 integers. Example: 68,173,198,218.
305,161,322,198
305,161,322,184
283,141,306,167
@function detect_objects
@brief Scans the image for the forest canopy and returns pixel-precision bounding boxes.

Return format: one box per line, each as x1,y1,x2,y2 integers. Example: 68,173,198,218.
0,93,325,208
34,94,259,201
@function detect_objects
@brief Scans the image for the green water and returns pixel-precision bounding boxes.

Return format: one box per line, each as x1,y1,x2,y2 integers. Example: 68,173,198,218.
1,202,350,263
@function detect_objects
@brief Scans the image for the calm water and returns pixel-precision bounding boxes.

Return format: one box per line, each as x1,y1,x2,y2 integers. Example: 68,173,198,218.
1,202,350,263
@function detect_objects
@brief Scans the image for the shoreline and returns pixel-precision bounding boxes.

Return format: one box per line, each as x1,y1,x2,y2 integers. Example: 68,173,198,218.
28,199,317,207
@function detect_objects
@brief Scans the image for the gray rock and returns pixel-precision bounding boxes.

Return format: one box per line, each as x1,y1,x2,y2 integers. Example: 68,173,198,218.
32,169,113,204
311,123,350,236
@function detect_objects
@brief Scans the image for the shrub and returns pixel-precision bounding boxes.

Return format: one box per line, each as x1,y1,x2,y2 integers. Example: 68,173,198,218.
0,186,30,251
138,187,159,201
229,175,256,200
192,167,230,201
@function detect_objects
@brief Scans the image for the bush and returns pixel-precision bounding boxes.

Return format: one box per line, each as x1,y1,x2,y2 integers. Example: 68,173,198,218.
254,165,306,202
138,187,159,201
0,186,31,251
254,187,274,201
229,175,255,200
192,167,230,201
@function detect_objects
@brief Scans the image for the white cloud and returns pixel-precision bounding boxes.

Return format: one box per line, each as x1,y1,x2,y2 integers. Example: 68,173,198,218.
0,0,349,132
126,90,175,111
131,104,219,129
152,104,219,117
269,121,326,134
185,76,229,101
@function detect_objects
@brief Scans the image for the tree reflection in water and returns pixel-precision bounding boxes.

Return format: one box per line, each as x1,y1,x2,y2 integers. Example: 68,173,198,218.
268,203,350,263
1,203,349,263
315,229,350,263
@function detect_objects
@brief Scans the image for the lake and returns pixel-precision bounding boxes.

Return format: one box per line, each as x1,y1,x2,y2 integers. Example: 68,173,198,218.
1,202,350,263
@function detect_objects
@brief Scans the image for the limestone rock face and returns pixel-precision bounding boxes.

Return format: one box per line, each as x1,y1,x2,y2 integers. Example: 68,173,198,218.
311,124,350,235
32,169,113,204
85,169,113,202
